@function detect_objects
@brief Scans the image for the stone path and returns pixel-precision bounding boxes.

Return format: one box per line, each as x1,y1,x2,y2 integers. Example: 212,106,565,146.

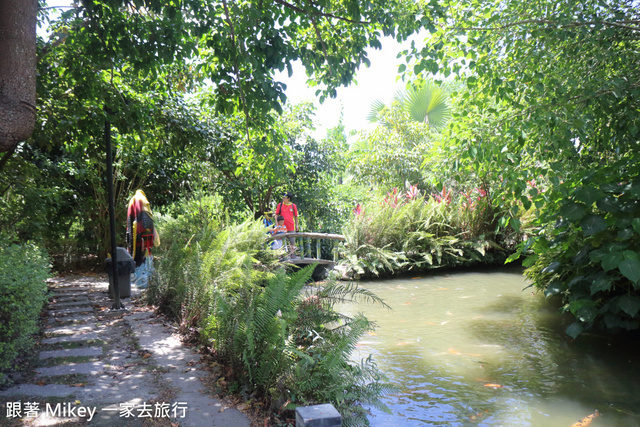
0,275,252,426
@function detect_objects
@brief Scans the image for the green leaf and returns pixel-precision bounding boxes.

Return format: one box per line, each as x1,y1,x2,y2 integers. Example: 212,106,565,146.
619,257,640,285
559,202,587,221
566,322,584,339
590,275,612,293
580,215,607,236
505,250,521,264
601,252,623,272
574,186,605,205
577,305,597,323
545,279,564,297
618,295,640,317
632,218,640,235
542,261,561,274
596,196,620,212
617,228,635,241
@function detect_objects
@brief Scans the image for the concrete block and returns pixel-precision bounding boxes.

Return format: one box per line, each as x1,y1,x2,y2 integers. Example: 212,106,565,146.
296,404,342,427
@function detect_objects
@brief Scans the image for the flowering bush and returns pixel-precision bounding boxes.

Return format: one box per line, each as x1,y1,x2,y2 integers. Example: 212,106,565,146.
339,184,519,278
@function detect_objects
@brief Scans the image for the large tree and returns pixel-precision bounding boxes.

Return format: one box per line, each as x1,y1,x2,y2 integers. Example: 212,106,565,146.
0,0,37,152
2,0,435,262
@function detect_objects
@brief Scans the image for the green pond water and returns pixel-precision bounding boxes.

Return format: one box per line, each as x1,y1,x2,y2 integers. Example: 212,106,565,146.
342,267,640,426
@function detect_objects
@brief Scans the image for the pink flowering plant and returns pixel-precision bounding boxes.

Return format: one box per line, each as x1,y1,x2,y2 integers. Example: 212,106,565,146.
340,183,513,278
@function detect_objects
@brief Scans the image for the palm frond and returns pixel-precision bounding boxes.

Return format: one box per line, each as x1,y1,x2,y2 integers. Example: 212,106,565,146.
367,98,387,123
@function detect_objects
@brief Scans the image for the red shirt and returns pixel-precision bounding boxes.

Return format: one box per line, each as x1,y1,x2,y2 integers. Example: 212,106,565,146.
276,202,298,231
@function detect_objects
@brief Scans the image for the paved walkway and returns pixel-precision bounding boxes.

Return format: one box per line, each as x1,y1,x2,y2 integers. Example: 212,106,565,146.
0,275,252,427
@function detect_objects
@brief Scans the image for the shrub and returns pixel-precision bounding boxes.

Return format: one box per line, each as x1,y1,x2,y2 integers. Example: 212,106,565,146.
338,185,511,278
149,196,392,425
203,266,393,425
524,166,640,338
0,240,51,383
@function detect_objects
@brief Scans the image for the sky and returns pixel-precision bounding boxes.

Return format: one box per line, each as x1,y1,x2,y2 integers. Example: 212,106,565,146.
42,1,422,139
276,36,421,139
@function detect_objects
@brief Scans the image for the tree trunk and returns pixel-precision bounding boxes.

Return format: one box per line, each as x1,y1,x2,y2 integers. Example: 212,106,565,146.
0,0,37,152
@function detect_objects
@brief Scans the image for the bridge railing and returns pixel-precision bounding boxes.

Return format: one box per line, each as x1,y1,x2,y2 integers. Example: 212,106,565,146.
265,232,345,263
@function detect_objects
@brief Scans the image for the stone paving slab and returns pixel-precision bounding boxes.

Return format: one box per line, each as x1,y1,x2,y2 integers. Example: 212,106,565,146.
39,346,103,359
48,299,93,308
41,332,99,344
3,274,252,427
46,324,97,336
47,314,95,325
128,311,251,427
50,294,90,301
48,306,94,316
51,290,89,296
49,286,91,293
36,361,105,377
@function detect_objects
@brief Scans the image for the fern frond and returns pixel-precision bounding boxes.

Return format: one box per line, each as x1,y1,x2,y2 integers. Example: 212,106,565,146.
316,280,390,309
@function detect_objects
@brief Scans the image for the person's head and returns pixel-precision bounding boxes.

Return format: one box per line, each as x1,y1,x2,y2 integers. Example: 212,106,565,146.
282,191,293,202
277,215,285,224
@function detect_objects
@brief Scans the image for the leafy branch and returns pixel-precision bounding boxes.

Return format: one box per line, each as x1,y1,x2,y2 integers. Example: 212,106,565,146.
273,0,370,25
452,18,640,33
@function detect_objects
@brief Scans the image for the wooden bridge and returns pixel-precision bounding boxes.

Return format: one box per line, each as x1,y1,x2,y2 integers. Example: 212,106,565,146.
265,232,345,266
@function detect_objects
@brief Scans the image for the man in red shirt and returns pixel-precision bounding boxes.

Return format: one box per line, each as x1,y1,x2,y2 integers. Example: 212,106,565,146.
275,192,298,256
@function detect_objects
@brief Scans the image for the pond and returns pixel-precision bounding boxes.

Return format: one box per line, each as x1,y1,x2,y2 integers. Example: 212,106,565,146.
343,267,640,426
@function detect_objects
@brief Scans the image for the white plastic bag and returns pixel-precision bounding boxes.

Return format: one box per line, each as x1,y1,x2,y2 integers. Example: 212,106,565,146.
132,255,154,289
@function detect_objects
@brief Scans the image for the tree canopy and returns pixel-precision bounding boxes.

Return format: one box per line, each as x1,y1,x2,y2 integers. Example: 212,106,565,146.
405,0,640,336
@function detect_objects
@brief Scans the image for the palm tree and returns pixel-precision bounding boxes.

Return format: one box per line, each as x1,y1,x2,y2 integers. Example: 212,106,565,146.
368,79,451,132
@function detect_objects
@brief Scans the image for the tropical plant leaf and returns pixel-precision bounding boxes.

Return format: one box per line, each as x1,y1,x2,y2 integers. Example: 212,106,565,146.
590,275,612,293
601,252,624,272
566,322,584,339
367,99,387,123
581,214,607,236
559,202,587,221
574,186,605,205
618,295,640,317
619,258,640,285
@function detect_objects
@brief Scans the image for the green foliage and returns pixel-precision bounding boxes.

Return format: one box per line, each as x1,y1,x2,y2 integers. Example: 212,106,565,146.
0,240,52,383
148,192,278,321
368,79,452,131
149,196,392,425
204,266,393,425
404,0,640,336
339,185,513,278
18,0,428,269
349,106,435,189
524,166,640,337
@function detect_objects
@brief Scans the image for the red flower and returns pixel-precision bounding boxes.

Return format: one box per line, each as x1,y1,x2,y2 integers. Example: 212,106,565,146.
433,185,452,204
405,184,419,201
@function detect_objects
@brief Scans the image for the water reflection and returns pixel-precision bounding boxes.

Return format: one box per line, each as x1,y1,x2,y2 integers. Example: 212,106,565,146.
343,267,640,426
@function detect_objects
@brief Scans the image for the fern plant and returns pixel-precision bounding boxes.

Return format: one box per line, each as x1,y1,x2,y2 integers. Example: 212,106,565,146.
201,264,393,426
151,196,393,425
